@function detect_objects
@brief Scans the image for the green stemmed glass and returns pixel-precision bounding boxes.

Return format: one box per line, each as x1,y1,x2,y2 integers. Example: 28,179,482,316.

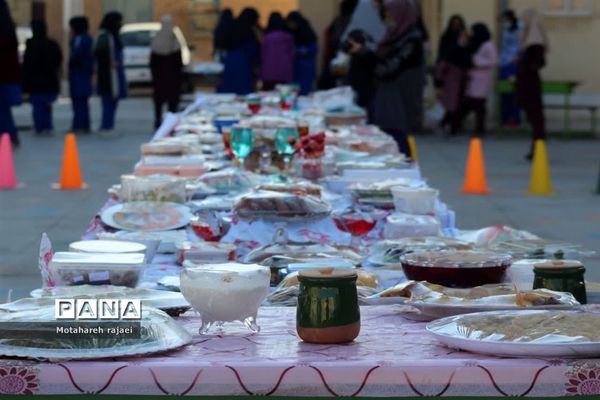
230,126,254,170
275,126,299,176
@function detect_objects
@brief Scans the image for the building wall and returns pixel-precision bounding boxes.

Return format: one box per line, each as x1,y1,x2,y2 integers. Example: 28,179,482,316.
298,0,339,69
220,0,298,27
154,0,218,62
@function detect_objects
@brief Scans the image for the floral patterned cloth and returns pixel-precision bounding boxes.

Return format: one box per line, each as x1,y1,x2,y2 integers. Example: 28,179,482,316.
1,305,599,396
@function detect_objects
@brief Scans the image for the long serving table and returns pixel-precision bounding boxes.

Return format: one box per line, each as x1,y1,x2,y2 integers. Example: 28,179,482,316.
2,94,599,398
2,305,600,397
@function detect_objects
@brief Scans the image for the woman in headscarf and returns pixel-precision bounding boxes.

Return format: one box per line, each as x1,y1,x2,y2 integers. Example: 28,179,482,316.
94,11,127,135
434,14,471,135
23,20,63,135
459,23,498,136
499,9,521,127
516,8,548,160
68,16,93,133
213,9,234,62
360,0,423,159
0,0,22,147
217,7,261,95
287,11,318,95
261,12,295,90
150,15,183,129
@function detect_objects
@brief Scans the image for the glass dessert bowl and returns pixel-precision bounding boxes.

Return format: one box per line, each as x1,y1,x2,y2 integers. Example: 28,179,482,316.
180,263,270,334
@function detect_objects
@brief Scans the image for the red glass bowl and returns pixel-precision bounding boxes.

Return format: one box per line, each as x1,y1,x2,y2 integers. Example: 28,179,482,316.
400,250,512,288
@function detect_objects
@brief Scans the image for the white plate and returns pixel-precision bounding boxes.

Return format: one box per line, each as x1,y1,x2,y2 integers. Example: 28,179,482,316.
69,240,146,254
27,286,190,316
427,310,600,358
0,306,191,361
408,297,579,321
101,201,193,232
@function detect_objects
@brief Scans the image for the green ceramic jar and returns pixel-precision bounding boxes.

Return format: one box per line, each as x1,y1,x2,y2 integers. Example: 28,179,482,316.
533,260,587,304
296,268,360,344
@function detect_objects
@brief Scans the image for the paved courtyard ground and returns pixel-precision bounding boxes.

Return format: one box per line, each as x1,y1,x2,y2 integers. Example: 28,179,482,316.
1,95,599,300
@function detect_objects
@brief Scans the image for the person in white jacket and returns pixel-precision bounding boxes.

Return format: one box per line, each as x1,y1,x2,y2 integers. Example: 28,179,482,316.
459,22,498,136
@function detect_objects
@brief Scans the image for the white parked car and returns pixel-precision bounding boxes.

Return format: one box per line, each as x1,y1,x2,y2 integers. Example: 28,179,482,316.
120,23,192,87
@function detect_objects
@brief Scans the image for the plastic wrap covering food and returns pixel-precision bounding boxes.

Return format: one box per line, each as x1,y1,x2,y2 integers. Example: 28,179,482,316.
367,237,472,266
98,229,187,254
233,190,331,220
255,181,322,197
244,241,362,264
49,252,146,288
0,306,191,360
176,241,236,265
457,226,540,247
180,263,270,333
120,174,187,203
134,155,208,177
8,286,190,317
391,187,439,215
430,311,600,344
141,142,189,156
198,168,257,194
485,239,595,260
384,213,441,239
370,280,579,308
266,269,379,306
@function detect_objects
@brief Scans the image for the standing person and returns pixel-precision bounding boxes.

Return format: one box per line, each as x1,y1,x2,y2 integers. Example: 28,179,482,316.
0,0,21,147
150,15,183,129
459,23,498,136
22,20,62,136
345,29,376,120
68,16,93,133
261,12,295,91
217,8,261,95
318,0,358,89
516,9,548,161
370,0,424,159
94,11,127,135
499,9,521,127
434,15,471,135
213,9,234,62
287,11,318,95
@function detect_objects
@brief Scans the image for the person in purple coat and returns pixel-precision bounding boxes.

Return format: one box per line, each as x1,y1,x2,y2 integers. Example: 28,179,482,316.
261,12,295,90
68,16,93,133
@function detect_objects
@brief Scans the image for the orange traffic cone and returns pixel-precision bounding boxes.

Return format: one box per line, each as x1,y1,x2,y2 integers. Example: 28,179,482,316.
462,137,490,194
0,133,20,189
529,139,553,196
52,133,87,190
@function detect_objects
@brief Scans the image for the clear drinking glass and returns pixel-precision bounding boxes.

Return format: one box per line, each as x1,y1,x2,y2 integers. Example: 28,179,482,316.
229,126,254,170
275,126,299,175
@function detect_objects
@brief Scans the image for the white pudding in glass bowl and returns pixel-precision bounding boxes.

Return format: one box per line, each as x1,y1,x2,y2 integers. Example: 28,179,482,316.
180,262,270,334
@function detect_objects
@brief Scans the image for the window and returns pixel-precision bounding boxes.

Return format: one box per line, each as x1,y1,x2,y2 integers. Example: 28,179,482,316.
543,0,593,16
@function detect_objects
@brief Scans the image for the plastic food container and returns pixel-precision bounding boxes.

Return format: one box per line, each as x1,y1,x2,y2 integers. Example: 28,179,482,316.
383,213,441,239
180,263,270,334
120,174,187,203
69,240,147,254
400,250,512,288
50,252,146,287
391,187,439,215
176,242,236,265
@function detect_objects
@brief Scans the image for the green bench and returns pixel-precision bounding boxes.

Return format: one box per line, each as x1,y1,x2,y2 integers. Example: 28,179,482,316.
496,80,599,138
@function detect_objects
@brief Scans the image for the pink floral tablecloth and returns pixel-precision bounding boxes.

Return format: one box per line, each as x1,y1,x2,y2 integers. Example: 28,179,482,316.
1,305,599,396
